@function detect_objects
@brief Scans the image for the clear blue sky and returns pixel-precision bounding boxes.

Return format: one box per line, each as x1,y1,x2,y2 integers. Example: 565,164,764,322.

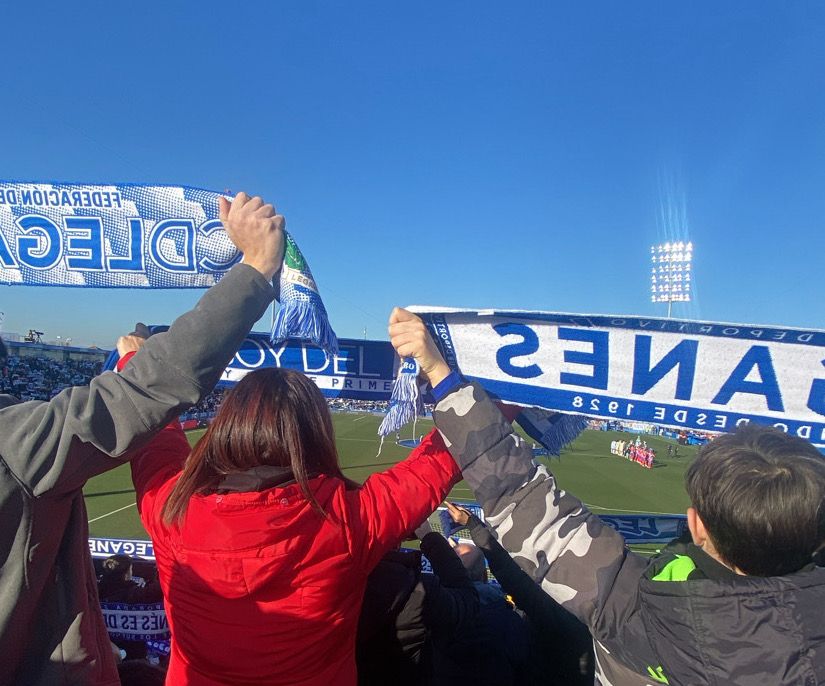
1,2,823,347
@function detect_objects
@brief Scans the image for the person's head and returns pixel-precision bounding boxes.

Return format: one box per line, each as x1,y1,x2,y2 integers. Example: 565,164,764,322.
455,543,487,583
162,368,345,523
101,554,134,582
685,424,825,576
0,336,7,366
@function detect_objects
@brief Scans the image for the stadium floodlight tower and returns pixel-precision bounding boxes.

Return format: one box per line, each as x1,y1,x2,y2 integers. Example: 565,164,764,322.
650,241,692,318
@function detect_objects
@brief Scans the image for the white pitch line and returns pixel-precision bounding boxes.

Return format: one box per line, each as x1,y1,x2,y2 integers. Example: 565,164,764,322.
336,437,384,443
352,415,370,422
88,502,136,523
584,503,681,516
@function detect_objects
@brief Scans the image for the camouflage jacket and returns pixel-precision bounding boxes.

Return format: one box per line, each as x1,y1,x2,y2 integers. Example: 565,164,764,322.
432,381,825,686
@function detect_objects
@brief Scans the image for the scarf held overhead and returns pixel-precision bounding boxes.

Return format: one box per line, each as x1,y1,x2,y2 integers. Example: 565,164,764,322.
413,308,825,445
0,182,337,352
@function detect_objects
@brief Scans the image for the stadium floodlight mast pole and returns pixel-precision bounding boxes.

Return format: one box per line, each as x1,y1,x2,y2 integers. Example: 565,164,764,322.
650,241,692,319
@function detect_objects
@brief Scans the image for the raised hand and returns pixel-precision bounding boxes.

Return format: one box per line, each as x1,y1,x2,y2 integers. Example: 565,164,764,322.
219,192,286,281
116,334,146,358
387,307,451,387
445,501,472,527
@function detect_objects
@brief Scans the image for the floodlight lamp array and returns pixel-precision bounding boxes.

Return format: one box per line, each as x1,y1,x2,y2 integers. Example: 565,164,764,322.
651,294,691,303
649,242,693,304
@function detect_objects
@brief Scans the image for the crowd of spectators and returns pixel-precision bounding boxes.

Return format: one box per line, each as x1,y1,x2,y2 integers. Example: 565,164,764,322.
5,342,825,685
0,344,432,427
0,354,101,401
179,387,227,421
0,355,394,422
4,337,825,685
179,390,394,424
181,389,393,422
327,397,391,413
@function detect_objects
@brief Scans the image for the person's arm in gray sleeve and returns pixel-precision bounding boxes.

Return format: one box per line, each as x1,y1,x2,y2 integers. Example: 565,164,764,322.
432,380,652,667
0,192,282,496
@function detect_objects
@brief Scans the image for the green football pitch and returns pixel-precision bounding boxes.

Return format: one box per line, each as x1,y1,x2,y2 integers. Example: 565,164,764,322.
84,415,697,541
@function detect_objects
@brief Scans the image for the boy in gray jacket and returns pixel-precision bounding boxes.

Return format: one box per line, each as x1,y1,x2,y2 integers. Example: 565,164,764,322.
390,307,825,686
0,192,282,686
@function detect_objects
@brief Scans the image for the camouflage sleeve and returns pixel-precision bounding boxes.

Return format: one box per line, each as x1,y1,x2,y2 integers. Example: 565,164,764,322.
432,382,652,662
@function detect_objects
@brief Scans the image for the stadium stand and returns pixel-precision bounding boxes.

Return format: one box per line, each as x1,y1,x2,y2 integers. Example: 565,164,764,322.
0,348,103,400
181,389,391,424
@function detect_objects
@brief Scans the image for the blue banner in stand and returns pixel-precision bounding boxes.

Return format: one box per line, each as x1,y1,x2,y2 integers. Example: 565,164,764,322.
414,512,688,576
597,514,688,543
115,328,398,402
89,537,155,561
434,503,687,545
222,333,396,400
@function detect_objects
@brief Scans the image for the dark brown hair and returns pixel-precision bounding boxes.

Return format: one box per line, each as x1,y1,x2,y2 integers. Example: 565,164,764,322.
162,368,349,524
685,424,825,576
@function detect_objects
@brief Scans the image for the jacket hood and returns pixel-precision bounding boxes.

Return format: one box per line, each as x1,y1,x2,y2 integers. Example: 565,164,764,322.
165,474,351,598
639,565,825,685
176,473,342,552
215,465,301,493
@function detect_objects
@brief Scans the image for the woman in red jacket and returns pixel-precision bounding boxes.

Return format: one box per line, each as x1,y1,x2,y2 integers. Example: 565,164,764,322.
127,312,460,685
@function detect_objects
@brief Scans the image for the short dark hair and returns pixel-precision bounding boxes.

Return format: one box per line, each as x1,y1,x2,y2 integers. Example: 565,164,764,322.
101,554,133,580
0,336,6,365
685,424,825,576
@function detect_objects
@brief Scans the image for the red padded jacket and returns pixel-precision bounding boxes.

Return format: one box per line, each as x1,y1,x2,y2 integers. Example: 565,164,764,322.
130,422,461,686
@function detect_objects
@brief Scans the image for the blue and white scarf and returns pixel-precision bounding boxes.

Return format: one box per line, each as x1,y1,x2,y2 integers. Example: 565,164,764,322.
412,308,825,446
0,182,337,352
